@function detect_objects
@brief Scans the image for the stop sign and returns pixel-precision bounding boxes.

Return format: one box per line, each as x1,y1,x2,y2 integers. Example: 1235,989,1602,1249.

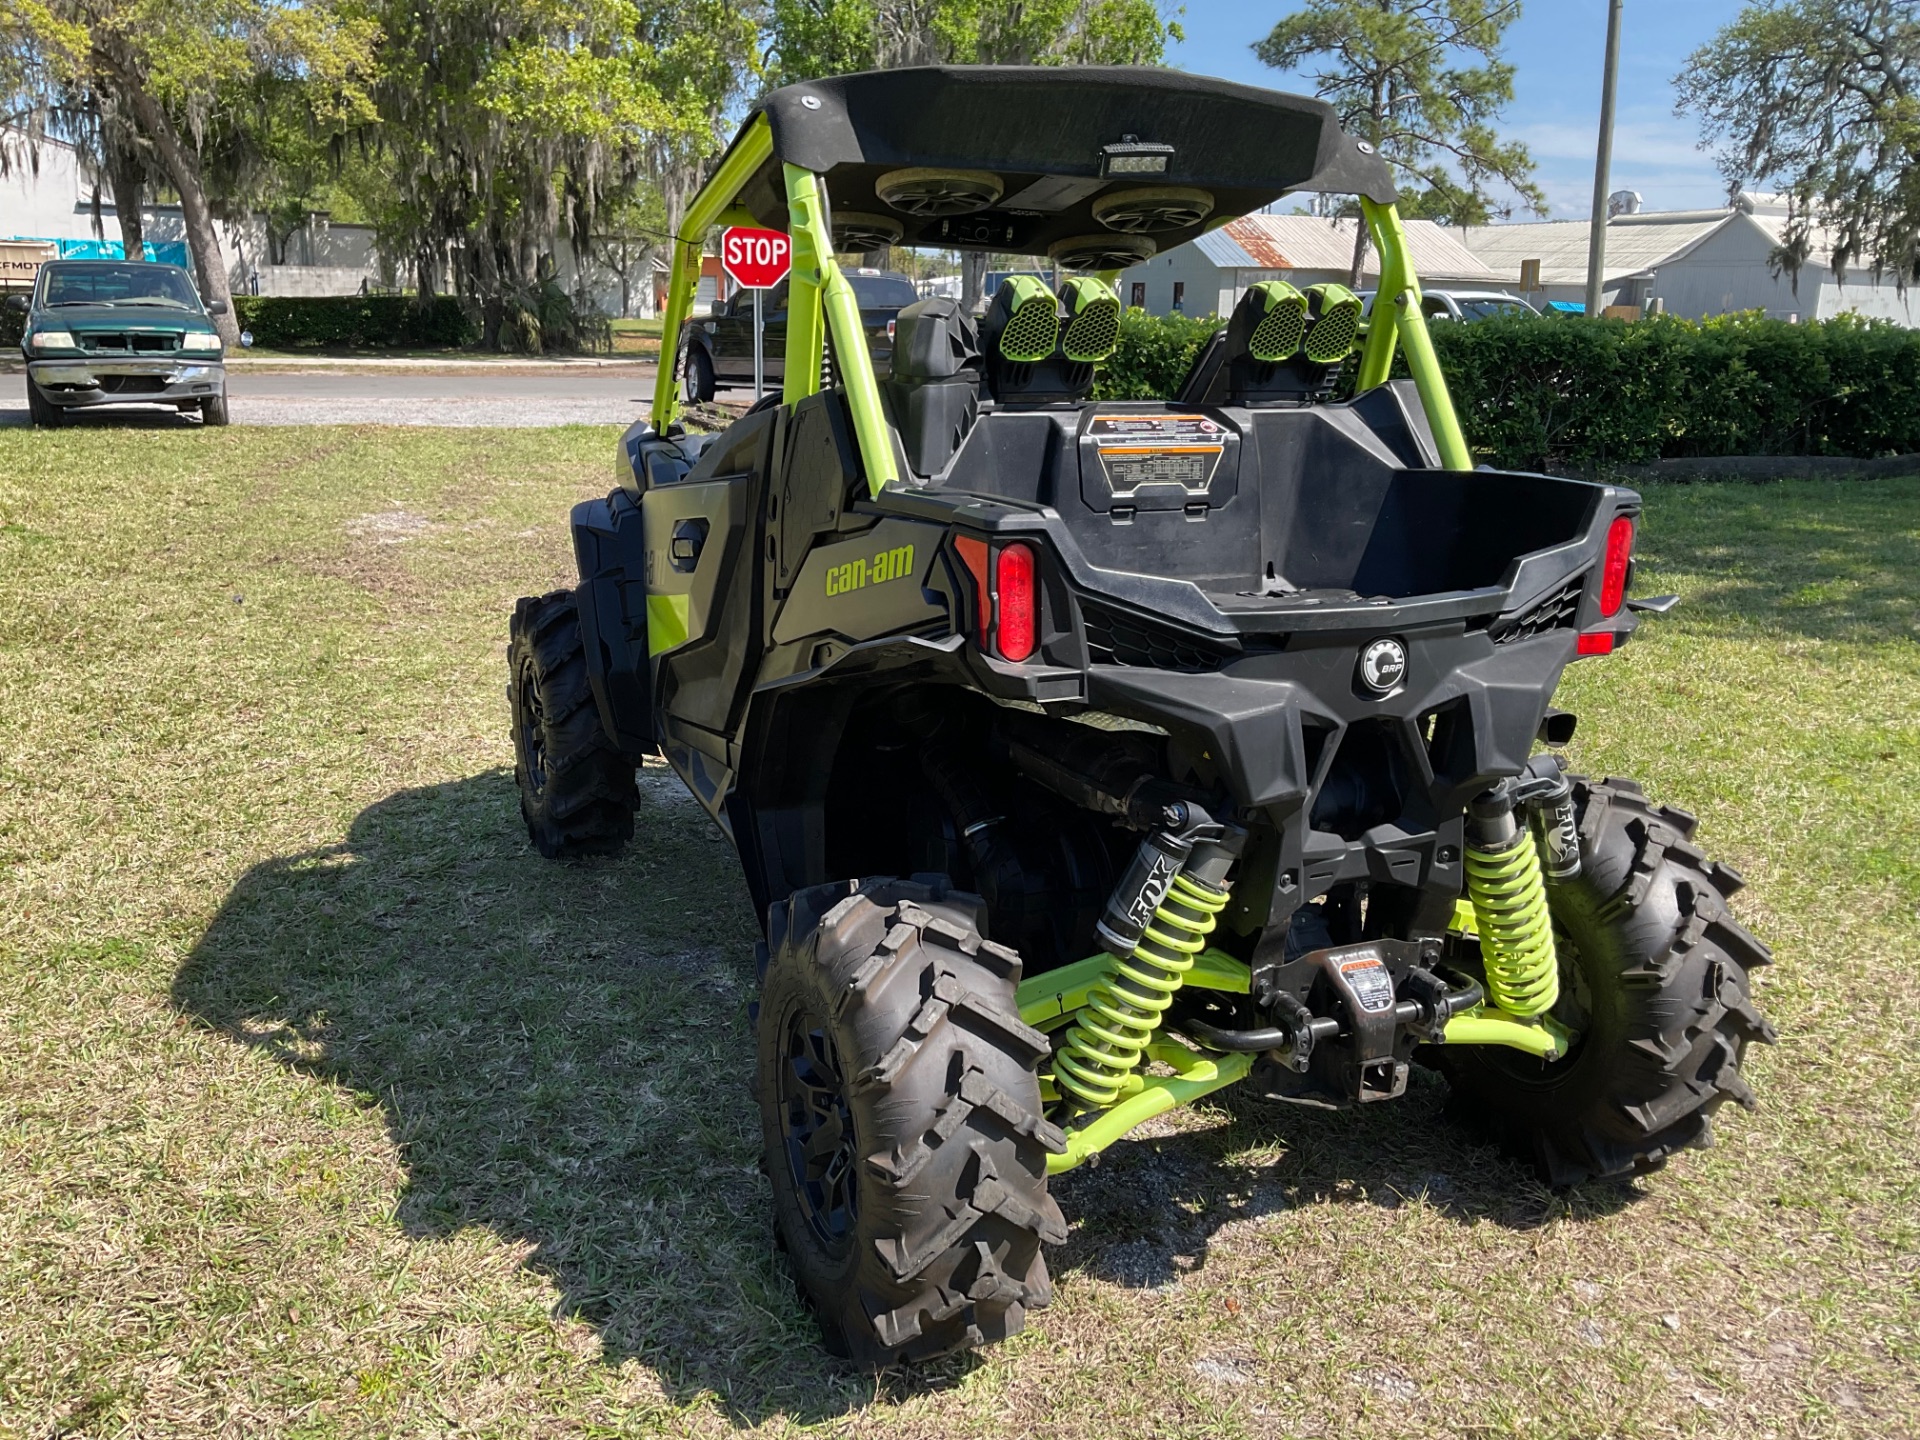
720,226,792,289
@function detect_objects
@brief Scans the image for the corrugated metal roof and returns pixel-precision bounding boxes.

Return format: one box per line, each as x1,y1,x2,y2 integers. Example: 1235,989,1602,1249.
1190,214,1496,281
1461,211,1735,285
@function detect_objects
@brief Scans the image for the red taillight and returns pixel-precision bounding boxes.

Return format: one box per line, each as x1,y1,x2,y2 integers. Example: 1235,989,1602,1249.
1577,631,1615,656
995,543,1037,661
953,536,1039,661
886,318,897,341
1599,515,1634,617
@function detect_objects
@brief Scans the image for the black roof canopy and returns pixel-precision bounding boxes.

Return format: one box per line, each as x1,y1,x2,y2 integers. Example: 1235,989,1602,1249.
726,66,1397,263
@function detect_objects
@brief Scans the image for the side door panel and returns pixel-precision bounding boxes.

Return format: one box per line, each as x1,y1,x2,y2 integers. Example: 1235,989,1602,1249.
643,407,782,749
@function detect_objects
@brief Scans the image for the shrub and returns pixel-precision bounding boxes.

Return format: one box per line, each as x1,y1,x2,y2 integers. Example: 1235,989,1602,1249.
1096,308,1920,471
1092,309,1221,400
232,294,477,351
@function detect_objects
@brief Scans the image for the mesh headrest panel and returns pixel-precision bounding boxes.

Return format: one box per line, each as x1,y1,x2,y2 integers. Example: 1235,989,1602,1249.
993,276,1060,363
1303,284,1362,364
1243,281,1308,362
1059,276,1121,362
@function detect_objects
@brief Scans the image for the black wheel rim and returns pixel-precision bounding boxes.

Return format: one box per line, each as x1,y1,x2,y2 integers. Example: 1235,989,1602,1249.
515,661,549,797
778,1006,861,1255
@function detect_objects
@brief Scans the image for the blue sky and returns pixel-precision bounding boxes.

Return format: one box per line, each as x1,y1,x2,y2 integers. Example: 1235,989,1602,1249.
1166,1,1752,218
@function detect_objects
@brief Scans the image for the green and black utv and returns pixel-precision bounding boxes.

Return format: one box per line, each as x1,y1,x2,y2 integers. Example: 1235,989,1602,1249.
508,66,1773,1367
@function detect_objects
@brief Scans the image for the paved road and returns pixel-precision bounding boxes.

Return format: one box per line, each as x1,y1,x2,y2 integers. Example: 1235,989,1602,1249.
0,361,690,428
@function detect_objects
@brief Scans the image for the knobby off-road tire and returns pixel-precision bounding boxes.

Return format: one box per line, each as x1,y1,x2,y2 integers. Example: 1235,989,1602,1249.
507,590,636,858
755,877,1069,1367
1436,776,1777,1185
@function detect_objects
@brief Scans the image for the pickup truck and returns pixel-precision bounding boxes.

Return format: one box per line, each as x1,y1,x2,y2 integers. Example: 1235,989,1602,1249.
679,268,918,400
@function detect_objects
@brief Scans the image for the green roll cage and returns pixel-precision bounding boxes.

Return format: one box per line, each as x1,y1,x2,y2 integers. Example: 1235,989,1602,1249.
648,111,1475,485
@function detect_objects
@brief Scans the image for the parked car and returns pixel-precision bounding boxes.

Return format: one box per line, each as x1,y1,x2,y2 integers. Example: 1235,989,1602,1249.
680,268,917,401
1358,287,1539,323
11,259,230,426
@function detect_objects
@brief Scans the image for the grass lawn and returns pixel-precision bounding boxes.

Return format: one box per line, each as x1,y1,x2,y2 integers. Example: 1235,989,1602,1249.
612,318,666,358
0,429,1915,1438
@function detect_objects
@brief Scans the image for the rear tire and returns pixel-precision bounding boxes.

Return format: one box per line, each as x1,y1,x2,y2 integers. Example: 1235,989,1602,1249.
200,389,230,426
684,345,715,404
756,877,1067,1367
1434,776,1776,1185
507,590,636,858
26,382,61,428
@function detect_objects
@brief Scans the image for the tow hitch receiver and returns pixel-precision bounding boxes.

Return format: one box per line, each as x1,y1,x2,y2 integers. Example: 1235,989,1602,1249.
1243,941,1482,1108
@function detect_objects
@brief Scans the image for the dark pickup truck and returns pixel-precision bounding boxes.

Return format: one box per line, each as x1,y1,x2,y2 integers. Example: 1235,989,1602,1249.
679,268,917,400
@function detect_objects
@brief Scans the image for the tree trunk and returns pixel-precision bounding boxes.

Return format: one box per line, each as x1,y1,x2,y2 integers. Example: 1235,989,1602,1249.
962,252,989,314
117,77,239,344
105,143,144,260
1348,217,1368,289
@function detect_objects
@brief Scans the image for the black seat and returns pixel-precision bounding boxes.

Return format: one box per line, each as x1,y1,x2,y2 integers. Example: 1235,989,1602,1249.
884,297,983,477
1176,281,1364,407
977,276,1120,406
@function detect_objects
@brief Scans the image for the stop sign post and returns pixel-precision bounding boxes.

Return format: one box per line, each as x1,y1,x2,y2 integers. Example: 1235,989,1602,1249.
720,226,792,401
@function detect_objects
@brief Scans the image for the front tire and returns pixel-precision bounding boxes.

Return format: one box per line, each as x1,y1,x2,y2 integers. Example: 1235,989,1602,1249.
684,345,715,403
200,389,230,426
507,590,636,858
26,382,61,428
756,877,1067,1366
1435,776,1776,1185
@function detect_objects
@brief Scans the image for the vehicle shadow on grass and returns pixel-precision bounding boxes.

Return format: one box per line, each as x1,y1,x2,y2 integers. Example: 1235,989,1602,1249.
172,767,1634,1421
1049,1078,1641,1293
170,767,974,1424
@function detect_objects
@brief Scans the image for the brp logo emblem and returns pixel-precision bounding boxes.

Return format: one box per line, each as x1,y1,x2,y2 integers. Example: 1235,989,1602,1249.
1358,637,1408,695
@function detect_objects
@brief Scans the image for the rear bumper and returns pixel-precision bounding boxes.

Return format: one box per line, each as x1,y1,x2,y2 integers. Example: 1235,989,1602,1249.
28,357,225,408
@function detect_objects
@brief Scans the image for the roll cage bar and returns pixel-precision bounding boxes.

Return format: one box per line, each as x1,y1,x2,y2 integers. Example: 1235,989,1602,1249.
650,88,1474,487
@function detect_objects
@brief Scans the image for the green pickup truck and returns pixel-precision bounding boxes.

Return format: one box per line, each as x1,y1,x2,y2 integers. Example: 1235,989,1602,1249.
12,259,230,426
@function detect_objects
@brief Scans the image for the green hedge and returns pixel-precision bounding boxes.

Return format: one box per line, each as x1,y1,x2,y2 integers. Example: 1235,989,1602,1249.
1096,308,1920,472
1430,311,1920,470
232,294,476,350
1091,310,1221,403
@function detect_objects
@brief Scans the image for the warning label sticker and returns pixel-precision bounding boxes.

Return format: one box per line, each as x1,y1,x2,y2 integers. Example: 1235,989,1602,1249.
1089,413,1225,496
1340,956,1396,1014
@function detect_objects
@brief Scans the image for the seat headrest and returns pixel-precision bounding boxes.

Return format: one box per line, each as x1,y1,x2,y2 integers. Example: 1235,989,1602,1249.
979,276,1119,403
1200,280,1365,406
889,296,982,381
1059,276,1122,363
982,275,1060,363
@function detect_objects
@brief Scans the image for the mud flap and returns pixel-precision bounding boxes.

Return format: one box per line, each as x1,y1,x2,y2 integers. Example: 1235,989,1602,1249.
570,491,655,756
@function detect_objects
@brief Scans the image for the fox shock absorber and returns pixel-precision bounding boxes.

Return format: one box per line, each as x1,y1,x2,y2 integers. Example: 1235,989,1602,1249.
1463,778,1563,1017
1052,807,1238,1110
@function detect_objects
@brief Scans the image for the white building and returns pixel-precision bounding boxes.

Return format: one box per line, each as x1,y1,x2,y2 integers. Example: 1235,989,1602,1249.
1,127,660,314
1462,194,1920,325
1117,213,1499,318
0,129,385,294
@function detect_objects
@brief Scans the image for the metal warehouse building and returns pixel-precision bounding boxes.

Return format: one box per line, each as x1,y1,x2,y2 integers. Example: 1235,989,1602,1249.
1462,194,1919,325
1117,213,1498,318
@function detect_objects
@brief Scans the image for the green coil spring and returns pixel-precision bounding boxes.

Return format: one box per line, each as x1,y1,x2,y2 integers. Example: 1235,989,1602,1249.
1053,871,1230,1108
1465,831,1561,1017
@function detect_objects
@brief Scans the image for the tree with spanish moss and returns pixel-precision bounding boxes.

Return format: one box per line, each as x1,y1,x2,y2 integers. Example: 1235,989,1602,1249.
1676,0,1920,288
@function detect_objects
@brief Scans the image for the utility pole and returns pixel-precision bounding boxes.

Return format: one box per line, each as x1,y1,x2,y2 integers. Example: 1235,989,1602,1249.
1584,0,1624,317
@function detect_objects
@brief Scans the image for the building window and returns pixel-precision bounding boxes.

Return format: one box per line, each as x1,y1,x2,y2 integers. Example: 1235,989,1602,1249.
1130,282,1146,308
1171,281,1185,312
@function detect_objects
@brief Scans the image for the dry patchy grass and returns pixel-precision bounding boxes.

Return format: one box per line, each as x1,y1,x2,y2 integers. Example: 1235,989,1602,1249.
0,430,1915,1438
